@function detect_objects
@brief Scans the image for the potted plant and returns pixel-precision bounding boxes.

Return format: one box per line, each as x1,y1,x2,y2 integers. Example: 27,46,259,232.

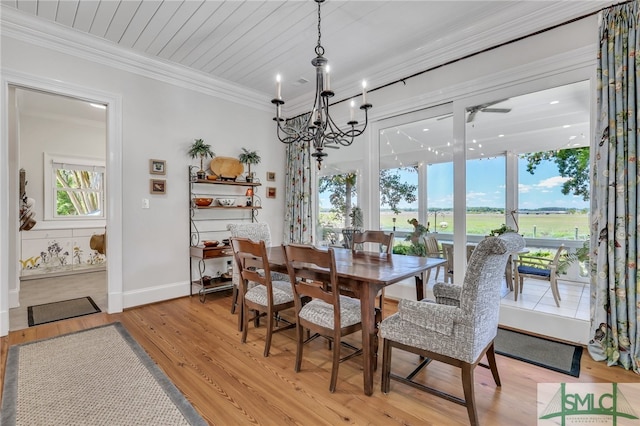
238,148,261,182
489,224,517,236
188,139,215,179
406,218,429,256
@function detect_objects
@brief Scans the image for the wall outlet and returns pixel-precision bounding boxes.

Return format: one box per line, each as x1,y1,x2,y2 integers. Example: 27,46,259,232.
142,198,150,209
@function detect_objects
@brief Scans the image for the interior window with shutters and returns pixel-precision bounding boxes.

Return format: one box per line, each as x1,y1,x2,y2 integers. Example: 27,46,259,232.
44,153,105,220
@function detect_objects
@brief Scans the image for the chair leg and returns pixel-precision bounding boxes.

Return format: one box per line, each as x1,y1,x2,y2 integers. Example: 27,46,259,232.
241,302,249,344
486,342,501,386
230,285,239,314
514,277,523,301
381,339,392,393
264,308,274,357
294,324,304,372
549,277,561,307
329,333,341,393
461,363,479,426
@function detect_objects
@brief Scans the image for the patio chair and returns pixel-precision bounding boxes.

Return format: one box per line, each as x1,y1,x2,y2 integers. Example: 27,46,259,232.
513,245,565,307
441,242,454,283
423,234,443,282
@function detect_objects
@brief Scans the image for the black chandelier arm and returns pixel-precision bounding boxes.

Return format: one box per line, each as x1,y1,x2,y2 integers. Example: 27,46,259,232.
322,133,356,147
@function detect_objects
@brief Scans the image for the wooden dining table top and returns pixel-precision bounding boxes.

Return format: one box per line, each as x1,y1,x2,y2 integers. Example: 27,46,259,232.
266,245,447,287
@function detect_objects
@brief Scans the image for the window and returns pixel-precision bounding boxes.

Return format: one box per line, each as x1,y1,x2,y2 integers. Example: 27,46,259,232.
44,153,105,221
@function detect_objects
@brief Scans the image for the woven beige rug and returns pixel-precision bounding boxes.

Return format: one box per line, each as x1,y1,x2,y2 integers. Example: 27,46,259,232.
1,323,207,426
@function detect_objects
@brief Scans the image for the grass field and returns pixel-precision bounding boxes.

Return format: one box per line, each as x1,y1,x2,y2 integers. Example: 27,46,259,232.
320,211,589,240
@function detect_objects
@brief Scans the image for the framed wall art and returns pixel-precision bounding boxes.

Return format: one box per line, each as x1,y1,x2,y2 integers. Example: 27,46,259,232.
266,187,276,198
150,159,166,175
266,171,276,181
150,179,166,194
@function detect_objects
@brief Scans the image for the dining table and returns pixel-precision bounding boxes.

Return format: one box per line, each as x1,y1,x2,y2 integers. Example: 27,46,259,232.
266,245,447,396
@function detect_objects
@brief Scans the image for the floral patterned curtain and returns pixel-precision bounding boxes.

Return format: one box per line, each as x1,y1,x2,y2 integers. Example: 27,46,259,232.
284,114,314,244
589,1,639,374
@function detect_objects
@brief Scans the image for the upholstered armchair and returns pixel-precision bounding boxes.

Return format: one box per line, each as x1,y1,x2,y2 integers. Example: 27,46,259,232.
380,232,525,426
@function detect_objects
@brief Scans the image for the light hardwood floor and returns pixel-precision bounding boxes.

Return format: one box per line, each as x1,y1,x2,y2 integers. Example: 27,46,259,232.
1,291,637,425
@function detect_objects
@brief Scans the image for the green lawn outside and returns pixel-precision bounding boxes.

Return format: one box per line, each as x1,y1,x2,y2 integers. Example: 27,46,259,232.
320,211,589,240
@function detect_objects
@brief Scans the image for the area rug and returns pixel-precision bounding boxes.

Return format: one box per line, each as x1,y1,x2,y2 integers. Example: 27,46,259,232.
27,296,101,326
1,323,207,426
494,328,582,377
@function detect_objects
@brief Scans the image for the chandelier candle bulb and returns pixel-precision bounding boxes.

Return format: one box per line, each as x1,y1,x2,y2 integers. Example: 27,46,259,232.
276,74,282,99
362,81,367,105
350,100,355,122
325,65,331,91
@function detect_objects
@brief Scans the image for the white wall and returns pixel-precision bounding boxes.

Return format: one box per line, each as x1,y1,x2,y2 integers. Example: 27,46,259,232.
1,33,286,316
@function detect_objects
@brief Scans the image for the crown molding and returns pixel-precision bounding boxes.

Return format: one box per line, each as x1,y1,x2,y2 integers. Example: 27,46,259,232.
0,6,272,113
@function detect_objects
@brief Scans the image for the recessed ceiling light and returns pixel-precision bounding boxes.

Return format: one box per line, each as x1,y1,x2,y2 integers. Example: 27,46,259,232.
550,100,559,105
472,139,477,143
498,134,504,138
423,128,429,132
563,125,571,128
569,135,577,140
469,147,475,151
478,144,482,148
90,103,106,109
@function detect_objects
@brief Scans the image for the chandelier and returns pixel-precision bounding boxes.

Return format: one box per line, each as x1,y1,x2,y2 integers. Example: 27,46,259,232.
272,0,372,170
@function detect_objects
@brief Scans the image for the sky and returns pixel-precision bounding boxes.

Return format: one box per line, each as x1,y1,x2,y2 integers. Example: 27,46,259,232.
319,156,590,211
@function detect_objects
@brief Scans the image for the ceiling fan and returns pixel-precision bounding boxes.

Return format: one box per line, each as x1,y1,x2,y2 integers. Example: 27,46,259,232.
466,99,511,123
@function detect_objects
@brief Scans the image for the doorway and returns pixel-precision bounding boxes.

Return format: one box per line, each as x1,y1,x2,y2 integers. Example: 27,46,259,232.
9,87,108,331
0,71,124,336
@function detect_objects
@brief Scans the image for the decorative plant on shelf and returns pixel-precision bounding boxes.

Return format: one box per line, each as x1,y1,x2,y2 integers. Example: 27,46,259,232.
238,148,261,182
188,139,215,179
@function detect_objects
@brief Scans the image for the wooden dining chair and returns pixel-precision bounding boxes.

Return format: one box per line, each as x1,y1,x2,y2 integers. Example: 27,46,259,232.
352,230,394,311
352,230,394,253
230,237,295,357
227,223,290,318
283,243,364,393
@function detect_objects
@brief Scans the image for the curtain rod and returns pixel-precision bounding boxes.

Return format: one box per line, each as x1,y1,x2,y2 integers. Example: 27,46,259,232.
370,1,630,95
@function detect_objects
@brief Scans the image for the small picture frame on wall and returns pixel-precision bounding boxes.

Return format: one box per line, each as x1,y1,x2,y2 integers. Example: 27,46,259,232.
266,187,276,198
150,159,166,175
150,179,166,194
266,171,276,181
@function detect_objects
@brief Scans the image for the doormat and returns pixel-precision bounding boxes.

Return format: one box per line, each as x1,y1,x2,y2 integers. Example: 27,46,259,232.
27,296,101,327
494,328,582,377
